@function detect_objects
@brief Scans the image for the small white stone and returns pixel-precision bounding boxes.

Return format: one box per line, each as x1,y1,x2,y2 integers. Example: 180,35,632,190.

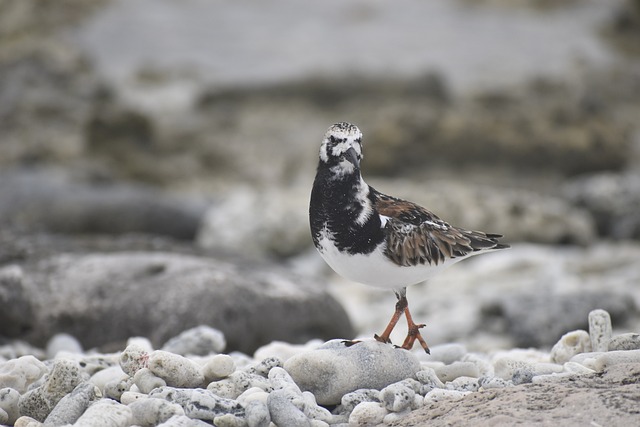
245,399,270,427
207,380,238,399
415,367,445,389
161,325,226,356
148,350,204,388
268,367,302,394
588,309,612,352
46,334,83,359
253,340,323,362
156,414,212,426
73,399,133,427
461,353,494,378
134,367,167,394
478,376,512,389
0,407,8,425
129,397,185,426
423,343,467,365
433,361,479,382
379,382,415,412
202,354,236,382
562,362,595,375
423,389,470,404
0,356,48,393
302,391,332,423
383,408,411,424
267,389,310,427
120,344,150,377
89,365,128,393
120,391,148,405
445,376,479,392
237,387,270,406
348,401,387,426
593,349,640,372
569,352,602,371
608,333,640,351
126,337,155,353
550,330,592,364
13,415,43,427
103,377,133,401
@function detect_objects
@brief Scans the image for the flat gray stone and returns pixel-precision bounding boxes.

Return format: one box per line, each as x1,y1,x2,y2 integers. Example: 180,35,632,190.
284,339,421,406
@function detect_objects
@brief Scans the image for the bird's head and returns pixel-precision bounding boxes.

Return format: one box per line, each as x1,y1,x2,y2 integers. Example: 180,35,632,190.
318,122,363,174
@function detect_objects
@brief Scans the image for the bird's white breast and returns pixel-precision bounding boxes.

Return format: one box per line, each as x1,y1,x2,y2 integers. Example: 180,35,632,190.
316,229,457,289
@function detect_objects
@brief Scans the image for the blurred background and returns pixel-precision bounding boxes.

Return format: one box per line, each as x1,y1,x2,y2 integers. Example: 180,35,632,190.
1,0,640,355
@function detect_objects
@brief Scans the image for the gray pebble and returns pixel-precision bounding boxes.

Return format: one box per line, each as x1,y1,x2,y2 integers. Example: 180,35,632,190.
0,355,48,393
247,356,283,377
415,367,445,390
45,334,83,359
268,367,302,394
512,368,535,385
478,376,512,389
267,389,311,427
245,400,271,427
336,389,380,414
148,351,204,388
19,359,84,421
44,382,101,425
550,330,592,364
129,397,185,427
156,414,212,426
134,367,167,394
149,386,244,421
446,376,480,392
103,377,133,401
588,309,612,352
73,399,133,427
379,382,415,412
608,333,640,351
284,339,420,406
207,379,239,399
89,366,128,393
161,325,226,356
302,391,332,423
0,407,7,425
433,361,480,382
0,387,20,425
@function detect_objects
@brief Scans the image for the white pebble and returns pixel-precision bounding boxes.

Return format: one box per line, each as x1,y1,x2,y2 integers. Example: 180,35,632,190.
237,387,270,405
0,407,7,425
207,380,238,399
0,355,48,393
14,415,42,427
245,399,271,427
588,309,612,352
46,334,83,359
593,349,640,372
608,333,640,351
550,330,592,364
415,367,445,389
202,354,236,381
445,376,479,392
423,343,468,365
531,372,579,384
120,391,148,405
74,399,133,427
120,344,150,376
348,401,387,426
268,367,302,394
478,376,512,389
461,353,494,378
433,361,479,382
302,391,332,423
563,362,595,375
161,325,226,356
267,389,310,427
134,367,167,394
126,336,155,353
424,389,470,404
148,350,204,388
383,408,411,424
156,414,212,426
569,352,603,371
129,397,185,427
379,382,415,412
44,382,101,426
0,387,20,424
103,377,133,401
253,340,322,362
90,366,128,392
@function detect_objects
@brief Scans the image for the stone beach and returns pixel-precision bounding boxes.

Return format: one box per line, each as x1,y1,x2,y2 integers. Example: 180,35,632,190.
1,311,640,426
2,0,640,425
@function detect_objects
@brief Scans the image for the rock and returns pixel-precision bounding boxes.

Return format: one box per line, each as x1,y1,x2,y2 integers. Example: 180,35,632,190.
266,389,311,427
103,377,133,401
0,168,207,239
592,350,640,372
133,368,167,394
478,376,512,390
423,343,467,365
380,381,416,412
120,391,147,405
13,416,42,427
0,388,20,425
45,333,83,359
129,398,185,427
564,172,640,240
489,290,635,348
247,356,283,377
423,389,470,404
149,387,244,421
446,376,479,392
0,355,48,393
433,362,479,383
18,359,84,422
161,325,226,356
608,333,640,351
268,367,301,394
348,401,388,426
148,351,204,388
301,391,332,423
156,415,212,426
119,343,150,377
335,389,381,415
73,399,133,427
550,330,592,364
90,366,128,393
588,309,612,352
202,354,236,381
43,382,101,426
415,368,445,390
0,252,352,354
284,339,421,406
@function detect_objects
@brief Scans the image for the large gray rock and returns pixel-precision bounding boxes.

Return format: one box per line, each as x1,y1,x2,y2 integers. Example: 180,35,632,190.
284,339,421,406
0,252,353,354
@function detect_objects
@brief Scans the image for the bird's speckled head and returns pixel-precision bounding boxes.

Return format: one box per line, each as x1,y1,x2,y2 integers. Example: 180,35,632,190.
318,122,363,172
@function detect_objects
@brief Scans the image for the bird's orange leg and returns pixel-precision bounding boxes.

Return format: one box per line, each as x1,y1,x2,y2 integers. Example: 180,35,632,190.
400,305,430,354
374,295,407,344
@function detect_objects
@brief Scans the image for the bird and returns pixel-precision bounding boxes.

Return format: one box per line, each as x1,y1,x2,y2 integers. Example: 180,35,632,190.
309,122,509,353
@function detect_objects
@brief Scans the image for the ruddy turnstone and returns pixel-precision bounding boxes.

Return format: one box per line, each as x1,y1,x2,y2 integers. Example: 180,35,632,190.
309,122,509,353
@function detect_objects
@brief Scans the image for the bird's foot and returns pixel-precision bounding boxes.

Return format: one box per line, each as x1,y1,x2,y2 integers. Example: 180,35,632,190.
400,323,430,354
342,339,362,347
373,333,392,344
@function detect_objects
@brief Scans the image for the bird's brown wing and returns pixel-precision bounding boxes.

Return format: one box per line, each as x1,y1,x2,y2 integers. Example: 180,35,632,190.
373,189,507,267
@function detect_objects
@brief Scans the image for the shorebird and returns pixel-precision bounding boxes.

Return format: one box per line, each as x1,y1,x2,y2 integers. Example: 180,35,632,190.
309,122,509,353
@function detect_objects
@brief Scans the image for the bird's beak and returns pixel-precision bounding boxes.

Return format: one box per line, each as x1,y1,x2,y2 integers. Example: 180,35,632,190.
344,147,360,167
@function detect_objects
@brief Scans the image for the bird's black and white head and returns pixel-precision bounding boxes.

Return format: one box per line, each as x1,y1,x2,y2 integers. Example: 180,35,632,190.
318,122,363,177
